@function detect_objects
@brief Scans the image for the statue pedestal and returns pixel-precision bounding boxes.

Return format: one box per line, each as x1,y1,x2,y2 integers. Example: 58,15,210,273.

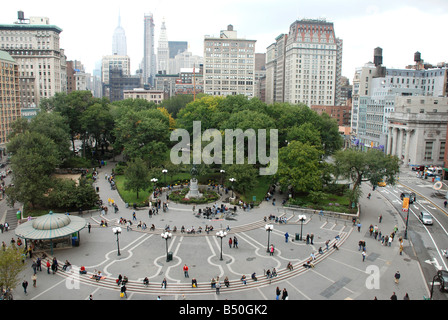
186,178,202,199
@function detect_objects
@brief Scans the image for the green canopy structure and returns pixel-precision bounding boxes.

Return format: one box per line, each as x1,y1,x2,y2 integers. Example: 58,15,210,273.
15,212,87,254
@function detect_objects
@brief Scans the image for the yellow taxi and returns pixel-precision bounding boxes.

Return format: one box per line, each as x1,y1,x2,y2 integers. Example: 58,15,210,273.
378,181,387,187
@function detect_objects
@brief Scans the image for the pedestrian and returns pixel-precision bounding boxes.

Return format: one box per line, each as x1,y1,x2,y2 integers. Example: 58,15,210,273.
229,237,232,248
22,280,28,294
285,232,289,243
269,244,274,256
399,244,403,255
89,294,93,300
357,222,362,232
390,292,397,300
306,233,310,244
36,257,42,271
403,293,410,300
379,214,383,223
233,236,238,248
325,240,330,251
444,200,447,208
275,286,281,300
31,273,37,287
362,251,366,262
161,278,167,289
132,211,137,221
281,288,288,300
46,260,51,274
215,280,221,294
88,223,91,233
394,271,400,284
120,284,127,298
183,264,189,278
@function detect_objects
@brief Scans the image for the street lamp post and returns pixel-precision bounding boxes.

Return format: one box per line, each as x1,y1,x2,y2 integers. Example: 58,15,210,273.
151,178,158,198
216,230,227,261
112,227,122,256
229,178,236,198
298,215,306,241
162,169,167,187
161,231,172,262
265,224,273,253
220,169,225,186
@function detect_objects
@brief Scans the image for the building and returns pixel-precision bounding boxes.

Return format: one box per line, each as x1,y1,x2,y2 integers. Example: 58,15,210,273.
154,73,178,98
265,19,343,106
101,54,130,85
112,13,127,56
106,68,141,102
254,53,266,101
169,50,202,76
0,11,66,109
387,96,448,167
123,88,166,104
157,20,169,74
311,105,351,126
351,49,448,152
175,67,204,95
168,41,188,59
0,50,21,154
143,13,156,86
203,25,256,97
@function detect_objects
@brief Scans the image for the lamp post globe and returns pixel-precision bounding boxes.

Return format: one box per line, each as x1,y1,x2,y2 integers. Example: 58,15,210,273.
112,227,122,256
265,224,273,252
216,230,227,261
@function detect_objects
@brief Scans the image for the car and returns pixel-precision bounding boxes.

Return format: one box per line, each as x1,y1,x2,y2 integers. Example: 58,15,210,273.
400,192,416,204
437,270,448,292
378,181,387,187
419,211,433,225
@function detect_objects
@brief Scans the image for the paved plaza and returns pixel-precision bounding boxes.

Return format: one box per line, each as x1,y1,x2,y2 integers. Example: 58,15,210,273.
0,159,430,301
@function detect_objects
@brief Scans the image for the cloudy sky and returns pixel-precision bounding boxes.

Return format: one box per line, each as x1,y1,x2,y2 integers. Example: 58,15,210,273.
1,0,447,80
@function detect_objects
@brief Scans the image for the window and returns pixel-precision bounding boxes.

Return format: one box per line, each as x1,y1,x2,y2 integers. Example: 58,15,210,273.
439,142,445,160
424,141,433,160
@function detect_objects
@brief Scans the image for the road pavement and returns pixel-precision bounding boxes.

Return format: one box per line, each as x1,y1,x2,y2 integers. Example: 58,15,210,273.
0,160,433,301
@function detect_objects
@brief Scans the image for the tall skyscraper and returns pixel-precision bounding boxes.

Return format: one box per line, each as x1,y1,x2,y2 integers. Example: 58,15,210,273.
0,11,66,109
266,19,343,106
157,20,169,74
143,13,156,85
203,25,256,97
112,12,127,56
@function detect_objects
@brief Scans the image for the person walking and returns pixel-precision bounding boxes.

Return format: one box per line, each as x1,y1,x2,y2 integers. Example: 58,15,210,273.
285,232,289,243
183,264,189,278
394,271,401,284
120,284,127,298
275,286,281,300
215,280,221,294
390,292,398,300
362,250,366,262
31,273,37,287
281,288,288,300
88,223,91,233
22,280,28,294
228,237,232,248
233,236,238,248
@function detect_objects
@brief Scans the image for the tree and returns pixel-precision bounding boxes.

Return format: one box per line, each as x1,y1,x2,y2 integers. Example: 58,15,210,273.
6,131,60,208
223,163,258,196
0,245,27,294
333,148,400,205
124,158,151,199
275,141,323,196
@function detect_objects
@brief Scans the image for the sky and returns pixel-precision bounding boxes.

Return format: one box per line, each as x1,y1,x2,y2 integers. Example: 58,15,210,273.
1,0,447,80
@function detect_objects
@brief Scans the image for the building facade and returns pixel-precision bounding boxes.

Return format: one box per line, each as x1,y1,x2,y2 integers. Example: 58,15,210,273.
112,13,127,56
0,13,66,109
265,19,343,107
203,25,256,97
101,54,130,85
387,96,448,167
157,20,169,74
351,49,448,152
143,13,156,86
0,50,20,153
123,88,165,104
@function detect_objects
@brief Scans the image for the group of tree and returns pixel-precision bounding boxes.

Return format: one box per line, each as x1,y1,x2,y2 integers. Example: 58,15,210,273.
6,90,400,210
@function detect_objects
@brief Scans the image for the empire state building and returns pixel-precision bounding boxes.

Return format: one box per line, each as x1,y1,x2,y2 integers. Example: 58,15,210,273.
112,13,127,55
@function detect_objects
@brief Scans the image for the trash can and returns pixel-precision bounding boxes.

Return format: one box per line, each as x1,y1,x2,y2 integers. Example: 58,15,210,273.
167,252,173,262
72,237,79,247
295,233,300,241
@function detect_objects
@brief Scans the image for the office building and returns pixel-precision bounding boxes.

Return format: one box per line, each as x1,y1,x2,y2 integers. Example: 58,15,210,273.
203,25,256,97
112,13,127,56
0,11,67,109
265,19,343,106
143,13,156,86
387,96,448,167
101,54,130,85
123,88,166,104
157,20,169,74
351,49,448,152
0,50,20,153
